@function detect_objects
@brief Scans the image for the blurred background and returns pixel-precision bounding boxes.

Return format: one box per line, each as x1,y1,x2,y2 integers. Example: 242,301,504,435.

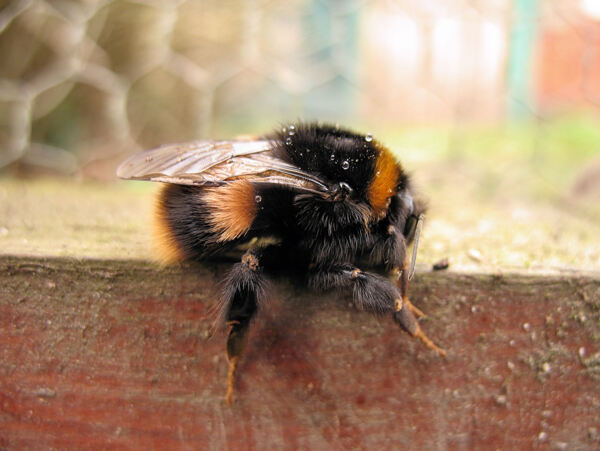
0,0,599,270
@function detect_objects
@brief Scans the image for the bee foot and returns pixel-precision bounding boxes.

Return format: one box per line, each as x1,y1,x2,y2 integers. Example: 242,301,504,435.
403,296,426,319
225,355,239,405
394,304,445,356
413,326,446,357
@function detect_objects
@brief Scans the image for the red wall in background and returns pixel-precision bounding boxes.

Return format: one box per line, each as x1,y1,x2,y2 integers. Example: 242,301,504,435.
536,20,600,111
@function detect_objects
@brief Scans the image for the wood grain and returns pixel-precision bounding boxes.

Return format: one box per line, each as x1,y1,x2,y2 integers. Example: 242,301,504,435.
1,256,599,450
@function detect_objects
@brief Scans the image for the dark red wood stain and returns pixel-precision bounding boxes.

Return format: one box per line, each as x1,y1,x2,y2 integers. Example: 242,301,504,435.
1,257,599,449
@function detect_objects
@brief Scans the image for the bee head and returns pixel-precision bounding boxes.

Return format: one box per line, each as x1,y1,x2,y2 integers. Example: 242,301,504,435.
276,123,404,221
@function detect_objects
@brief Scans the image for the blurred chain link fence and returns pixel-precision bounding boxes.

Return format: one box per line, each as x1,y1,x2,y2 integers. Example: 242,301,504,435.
0,0,599,176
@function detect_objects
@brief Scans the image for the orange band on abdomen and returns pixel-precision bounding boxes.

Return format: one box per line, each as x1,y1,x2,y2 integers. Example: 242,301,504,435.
203,180,258,242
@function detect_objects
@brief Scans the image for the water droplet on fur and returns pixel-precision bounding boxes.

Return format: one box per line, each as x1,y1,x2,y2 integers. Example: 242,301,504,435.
341,160,350,170
285,137,292,145
288,130,295,136
330,154,335,161
282,127,287,133
376,171,381,176
305,147,311,153
255,195,262,203
288,124,296,133
365,133,373,142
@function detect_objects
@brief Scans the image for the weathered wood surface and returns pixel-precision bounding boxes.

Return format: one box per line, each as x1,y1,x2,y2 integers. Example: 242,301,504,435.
1,256,599,450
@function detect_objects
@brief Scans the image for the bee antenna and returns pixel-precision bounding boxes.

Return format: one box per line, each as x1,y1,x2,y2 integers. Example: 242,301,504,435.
408,214,424,280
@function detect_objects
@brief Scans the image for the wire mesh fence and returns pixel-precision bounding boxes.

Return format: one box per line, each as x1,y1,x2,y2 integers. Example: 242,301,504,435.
0,0,599,176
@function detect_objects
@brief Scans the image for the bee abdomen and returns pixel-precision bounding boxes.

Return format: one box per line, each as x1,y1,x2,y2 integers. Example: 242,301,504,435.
153,182,259,264
153,184,189,263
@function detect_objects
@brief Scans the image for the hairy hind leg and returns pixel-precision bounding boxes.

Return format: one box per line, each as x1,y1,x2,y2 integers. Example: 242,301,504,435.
219,249,266,404
391,264,426,319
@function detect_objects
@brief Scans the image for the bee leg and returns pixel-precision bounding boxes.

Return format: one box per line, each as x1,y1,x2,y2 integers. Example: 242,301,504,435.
393,297,446,356
310,265,444,355
354,268,445,356
390,266,444,355
225,320,249,405
391,265,426,319
220,249,265,405
373,223,426,318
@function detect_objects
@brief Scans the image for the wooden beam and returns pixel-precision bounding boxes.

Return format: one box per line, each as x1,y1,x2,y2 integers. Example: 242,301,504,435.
1,256,599,449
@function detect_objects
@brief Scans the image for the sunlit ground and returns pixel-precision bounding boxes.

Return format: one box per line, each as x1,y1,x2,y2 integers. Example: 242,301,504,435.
0,179,155,260
1,114,599,274
386,114,600,273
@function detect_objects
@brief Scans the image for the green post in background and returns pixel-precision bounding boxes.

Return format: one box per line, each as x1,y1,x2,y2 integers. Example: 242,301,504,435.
303,0,359,121
507,0,539,118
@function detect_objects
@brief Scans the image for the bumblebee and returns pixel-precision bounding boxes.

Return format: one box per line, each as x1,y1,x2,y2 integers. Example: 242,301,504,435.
117,122,445,404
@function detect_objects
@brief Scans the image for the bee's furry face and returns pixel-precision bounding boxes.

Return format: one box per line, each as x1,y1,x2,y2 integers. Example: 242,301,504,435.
274,123,404,221
275,124,379,199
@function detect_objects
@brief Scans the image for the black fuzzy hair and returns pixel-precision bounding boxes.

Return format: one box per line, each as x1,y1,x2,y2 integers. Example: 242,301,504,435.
272,122,379,201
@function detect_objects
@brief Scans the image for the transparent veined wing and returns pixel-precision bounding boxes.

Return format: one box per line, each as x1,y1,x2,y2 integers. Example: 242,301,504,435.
117,140,330,194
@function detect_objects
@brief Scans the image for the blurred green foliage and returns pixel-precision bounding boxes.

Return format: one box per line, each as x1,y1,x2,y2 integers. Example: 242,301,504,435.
382,114,600,204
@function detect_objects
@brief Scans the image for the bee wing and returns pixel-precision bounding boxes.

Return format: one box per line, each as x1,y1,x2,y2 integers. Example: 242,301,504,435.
116,140,330,194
